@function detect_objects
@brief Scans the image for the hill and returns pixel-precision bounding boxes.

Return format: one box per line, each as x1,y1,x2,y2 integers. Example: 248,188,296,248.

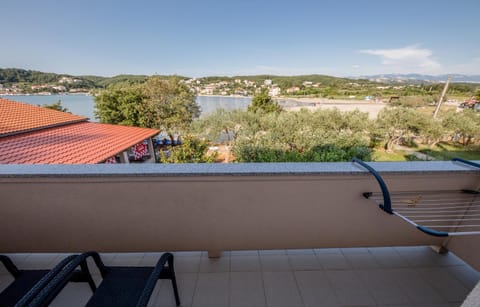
356,74,480,84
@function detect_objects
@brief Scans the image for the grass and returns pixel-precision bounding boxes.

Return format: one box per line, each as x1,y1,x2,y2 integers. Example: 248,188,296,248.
372,149,408,162
418,142,480,160
415,105,457,116
372,142,480,162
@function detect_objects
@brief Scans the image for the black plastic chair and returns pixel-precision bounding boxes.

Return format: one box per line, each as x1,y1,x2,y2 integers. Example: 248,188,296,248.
0,254,81,307
28,251,180,307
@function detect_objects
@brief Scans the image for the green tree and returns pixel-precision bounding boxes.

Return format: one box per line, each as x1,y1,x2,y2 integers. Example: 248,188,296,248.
443,110,480,146
248,89,281,113
417,115,445,147
94,84,145,126
94,77,200,144
41,100,69,113
374,107,420,151
191,109,251,162
157,135,215,163
194,108,373,162
141,77,200,141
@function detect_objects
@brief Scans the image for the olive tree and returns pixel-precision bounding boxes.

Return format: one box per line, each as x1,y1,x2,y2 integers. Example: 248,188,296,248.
95,77,200,143
443,109,480,146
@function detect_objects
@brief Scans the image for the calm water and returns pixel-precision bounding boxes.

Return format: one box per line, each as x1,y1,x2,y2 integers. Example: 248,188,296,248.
1,94,251,121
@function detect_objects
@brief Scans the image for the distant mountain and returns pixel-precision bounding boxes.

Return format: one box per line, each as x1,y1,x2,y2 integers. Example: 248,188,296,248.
354,74,480,84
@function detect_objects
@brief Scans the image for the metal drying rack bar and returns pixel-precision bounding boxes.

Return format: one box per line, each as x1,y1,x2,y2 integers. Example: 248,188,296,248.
353,158,480,237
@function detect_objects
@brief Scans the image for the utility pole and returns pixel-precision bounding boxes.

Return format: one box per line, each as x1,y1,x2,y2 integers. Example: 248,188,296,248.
433,76,451,118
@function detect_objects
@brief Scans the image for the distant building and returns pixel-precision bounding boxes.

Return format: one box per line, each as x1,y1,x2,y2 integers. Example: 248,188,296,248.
31,84,50,90
264,79,272,86
286,87,300,94
52,85,67,91
201,85,215,95
269,87,281,97
59,77,82,84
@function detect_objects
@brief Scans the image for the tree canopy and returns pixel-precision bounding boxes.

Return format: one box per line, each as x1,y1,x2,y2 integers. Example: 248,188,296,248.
248,89,281,113
94,77,200,138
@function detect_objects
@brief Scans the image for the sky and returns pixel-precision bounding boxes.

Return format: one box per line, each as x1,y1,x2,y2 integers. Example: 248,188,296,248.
1,0,479,77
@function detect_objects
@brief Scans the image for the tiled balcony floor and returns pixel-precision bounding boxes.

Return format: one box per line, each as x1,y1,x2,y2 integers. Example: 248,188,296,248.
1,246,479,307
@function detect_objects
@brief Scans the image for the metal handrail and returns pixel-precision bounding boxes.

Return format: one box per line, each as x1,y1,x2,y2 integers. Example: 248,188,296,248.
352,158,393,214
452,157,480,169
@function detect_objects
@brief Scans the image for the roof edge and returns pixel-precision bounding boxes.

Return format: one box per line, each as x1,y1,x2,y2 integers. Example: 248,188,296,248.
96,129,160,163
0,118,89,138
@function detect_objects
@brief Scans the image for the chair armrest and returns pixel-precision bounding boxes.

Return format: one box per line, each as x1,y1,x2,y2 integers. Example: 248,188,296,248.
14,254,78,307
20,252,103,307
0,255,20,277
136,253,175,307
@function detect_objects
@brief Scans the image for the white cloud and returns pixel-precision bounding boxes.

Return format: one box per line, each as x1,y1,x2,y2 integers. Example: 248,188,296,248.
446,57,480,75
359,45,442,73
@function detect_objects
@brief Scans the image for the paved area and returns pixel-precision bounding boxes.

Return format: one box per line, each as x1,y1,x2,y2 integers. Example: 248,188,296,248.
1,246,479,307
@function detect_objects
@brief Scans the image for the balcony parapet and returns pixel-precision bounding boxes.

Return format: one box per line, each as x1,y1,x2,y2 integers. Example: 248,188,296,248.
0,160,478,178
0,161,479,269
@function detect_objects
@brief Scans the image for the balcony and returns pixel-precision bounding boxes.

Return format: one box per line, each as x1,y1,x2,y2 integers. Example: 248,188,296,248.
1,161,479,306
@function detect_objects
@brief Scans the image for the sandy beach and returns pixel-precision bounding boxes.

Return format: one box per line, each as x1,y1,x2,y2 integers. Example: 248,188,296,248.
278,97,387,118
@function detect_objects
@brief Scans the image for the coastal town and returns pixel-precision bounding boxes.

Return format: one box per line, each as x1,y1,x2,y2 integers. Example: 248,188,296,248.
0,74,320,97
0,68,464,101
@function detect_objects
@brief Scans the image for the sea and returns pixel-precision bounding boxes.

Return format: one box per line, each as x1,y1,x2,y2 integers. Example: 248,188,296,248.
1,94,252,122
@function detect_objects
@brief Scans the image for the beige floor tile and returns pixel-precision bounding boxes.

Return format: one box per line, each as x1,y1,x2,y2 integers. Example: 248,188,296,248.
175,256,201,273
343,252,380,269
50,282,93,307
139,253,169,266
316,253,351,270
295,270,340,307
110,253,145,266
326,270,367,290
446,265,480,289
0,274,14,293
341,247,370,254
192,272,229,307
260,255,291,272
418,267,470,303
151,273,197,307
230,272,266,307
368,247,409,268
288,254,322,271
326,270,377,305
357,269,410,305
230,255,261,272
174,251,203,257
387,268,445,304
313,248,342,254
286,249,314,255
93,253,116,265
199,254,230,273
230,250,259,256
262,271,303,307
5,248,477,307
18,253,63,269
334,288,377,306
394,246,441,268
1,254,30,274
259,250,286,255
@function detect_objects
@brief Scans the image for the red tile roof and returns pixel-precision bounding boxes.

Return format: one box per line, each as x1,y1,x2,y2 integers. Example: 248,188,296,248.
0,98,87,137
0,122,160,164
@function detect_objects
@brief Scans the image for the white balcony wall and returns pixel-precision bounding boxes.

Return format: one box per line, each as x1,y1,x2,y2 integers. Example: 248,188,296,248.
0,162,479,270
